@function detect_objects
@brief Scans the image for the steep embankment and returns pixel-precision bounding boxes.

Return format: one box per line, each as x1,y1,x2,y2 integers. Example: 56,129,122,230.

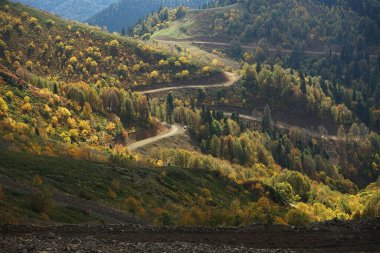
0,149,259,225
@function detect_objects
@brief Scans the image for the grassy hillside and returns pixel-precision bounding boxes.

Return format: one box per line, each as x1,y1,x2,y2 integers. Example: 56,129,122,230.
148,0,380,48
87,0,210,33
0,0,217,88
132,4,237,40
151,4,238,40
0,149,273,225
1,0,379,227
1,147,379,226
139,0,380,131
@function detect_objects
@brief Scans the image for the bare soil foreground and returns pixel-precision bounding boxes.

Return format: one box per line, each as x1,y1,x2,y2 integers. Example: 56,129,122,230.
1,218,379,253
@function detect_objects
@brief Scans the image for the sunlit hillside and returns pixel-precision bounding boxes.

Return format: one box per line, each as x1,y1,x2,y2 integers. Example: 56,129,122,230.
0,1,379,251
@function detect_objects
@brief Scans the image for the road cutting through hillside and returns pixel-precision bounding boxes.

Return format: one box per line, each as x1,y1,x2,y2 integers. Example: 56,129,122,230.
155,38,379,59
127,72,240,151
127,124,185,151
128,71,339,151
224,112,337,140
138,71,240,94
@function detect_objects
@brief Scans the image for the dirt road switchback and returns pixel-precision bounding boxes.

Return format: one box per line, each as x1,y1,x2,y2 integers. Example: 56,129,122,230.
128,125,185,151
139,72,240,94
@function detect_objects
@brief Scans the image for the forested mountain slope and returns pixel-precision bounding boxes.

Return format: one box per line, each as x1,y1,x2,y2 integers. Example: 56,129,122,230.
0,0,379,228
1,1,214,88
138,0,380,131
10,0,117,21
87,0,210,33
147,0,380,47
0,0,217,156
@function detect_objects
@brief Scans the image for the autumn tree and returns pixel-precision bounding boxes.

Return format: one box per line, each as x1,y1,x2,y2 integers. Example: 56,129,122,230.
210,135,221,157
285,209,311,226
108,39,119,56
275,182,295,203
121,96,135,126
100,87,122,113
0,97,8,117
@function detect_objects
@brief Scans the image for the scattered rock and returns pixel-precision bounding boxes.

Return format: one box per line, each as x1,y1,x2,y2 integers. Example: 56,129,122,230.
0,218,379,252
48,232,55,239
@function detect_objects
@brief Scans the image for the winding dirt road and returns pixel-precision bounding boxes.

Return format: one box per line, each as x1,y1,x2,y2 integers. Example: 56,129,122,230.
139,72,239,94
155,38,379,59
126,72,240,151
224,111,337,140
127,124,185,151
129,70,339,151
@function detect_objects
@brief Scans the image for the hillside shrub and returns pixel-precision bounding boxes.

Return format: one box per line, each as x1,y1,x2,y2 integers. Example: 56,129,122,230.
46,19,55,28
28,17,38,28
0,97,8,117
362,194,380,217
30,188,53,214
285,209,312,226
25,60,33,70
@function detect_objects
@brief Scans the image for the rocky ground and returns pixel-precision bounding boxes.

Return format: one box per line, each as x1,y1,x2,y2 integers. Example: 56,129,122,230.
1,218,379,252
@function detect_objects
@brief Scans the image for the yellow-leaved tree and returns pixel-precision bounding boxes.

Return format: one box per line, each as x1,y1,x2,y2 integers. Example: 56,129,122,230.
0,97,8,117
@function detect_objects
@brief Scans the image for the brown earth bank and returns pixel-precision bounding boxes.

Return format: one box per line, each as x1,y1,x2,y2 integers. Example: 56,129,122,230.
1,218,379,252
127,123,168,143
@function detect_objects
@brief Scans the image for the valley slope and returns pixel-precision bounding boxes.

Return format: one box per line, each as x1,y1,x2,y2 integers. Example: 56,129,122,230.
87,0,210,33
0,0,379,232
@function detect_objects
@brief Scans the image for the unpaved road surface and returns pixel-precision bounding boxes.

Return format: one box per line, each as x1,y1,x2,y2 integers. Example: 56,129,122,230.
1,218,379,252
224,111,337,140
128,125,185,151
128,72,239,151
156,38,379,59
136,71,240,94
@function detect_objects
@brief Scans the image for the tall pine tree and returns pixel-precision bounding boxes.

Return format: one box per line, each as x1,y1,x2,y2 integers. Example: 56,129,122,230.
262,105,273,134
166,92,174,123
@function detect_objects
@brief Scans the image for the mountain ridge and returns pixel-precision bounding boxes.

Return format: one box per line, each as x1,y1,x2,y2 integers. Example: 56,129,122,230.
87,0,210,33
10,0,117,21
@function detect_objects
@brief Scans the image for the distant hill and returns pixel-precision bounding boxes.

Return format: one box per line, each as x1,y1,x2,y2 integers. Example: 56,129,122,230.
87,0,210,33
10,0,117,21
146,0,380,47
139,0,380,131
